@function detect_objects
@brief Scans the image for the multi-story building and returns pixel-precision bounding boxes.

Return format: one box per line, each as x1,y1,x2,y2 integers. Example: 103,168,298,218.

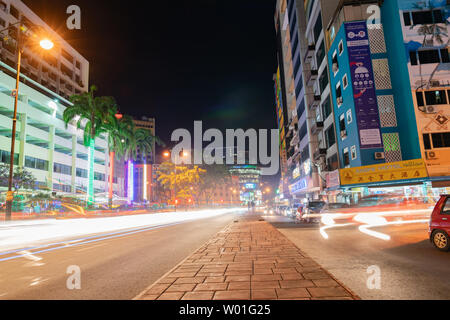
0,0,113,200
229,165,262,205
275,0,340,202
325,0,450,200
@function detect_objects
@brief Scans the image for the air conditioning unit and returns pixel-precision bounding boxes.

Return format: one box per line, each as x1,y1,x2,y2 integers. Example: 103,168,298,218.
340,130,347,139
337,97,343,105
304,44,315,63
426,105,437,114
374,152,385,160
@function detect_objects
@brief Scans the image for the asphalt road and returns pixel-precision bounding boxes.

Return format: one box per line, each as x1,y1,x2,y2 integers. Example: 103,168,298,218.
0,211,238,300
265,215,450,300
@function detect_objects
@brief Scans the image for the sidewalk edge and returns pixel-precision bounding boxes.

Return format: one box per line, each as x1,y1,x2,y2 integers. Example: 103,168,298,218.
264,219,361,300
132,220,236,300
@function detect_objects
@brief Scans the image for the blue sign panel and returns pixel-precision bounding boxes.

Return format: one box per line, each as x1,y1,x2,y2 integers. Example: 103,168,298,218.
345,21,383,150
289,179,307,194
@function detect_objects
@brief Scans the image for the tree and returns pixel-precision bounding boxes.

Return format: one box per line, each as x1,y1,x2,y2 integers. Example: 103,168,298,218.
157,162,206,205
64,85,116,204
104,114,134,206
0,163,36,192
197,164,231,205
411,1,449,88
124,127,164,163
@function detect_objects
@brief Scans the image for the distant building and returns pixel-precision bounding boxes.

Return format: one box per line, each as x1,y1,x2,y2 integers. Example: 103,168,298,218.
133,116,156,164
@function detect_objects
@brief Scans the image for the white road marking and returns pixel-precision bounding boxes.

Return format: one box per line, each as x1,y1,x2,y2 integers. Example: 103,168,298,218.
18,250,42,262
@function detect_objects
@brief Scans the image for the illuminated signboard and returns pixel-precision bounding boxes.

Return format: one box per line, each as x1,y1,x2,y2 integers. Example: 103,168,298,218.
245,183,256,189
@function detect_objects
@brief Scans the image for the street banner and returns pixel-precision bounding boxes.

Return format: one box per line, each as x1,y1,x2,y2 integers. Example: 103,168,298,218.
339,159,428,186
345,21,383,149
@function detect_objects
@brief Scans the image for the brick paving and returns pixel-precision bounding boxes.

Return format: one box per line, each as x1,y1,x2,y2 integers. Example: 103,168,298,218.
135,213,359,300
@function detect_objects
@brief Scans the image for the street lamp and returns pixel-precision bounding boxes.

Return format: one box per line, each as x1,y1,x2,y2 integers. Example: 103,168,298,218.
4,22,54,221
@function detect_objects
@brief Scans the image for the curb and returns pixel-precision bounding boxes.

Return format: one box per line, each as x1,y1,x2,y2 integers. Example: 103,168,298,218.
133,219,237,300
262,218,361,300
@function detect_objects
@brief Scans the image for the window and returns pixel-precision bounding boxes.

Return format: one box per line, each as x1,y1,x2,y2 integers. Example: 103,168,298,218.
9,5,19,19
440,48,450,63
316,41,326,64
351,146,357,160
425,90,447,105
325,124,336,149
313,13,323,42
339,114,346,139
76,168,88,178
410,51,418,65
338,40,344,55
332,51,339,74
416,91,425,106
343,74,348,89
336,82,343,106
442,197,450,215
322,95,332,119
343,148,350,167
410,9,445,25
0,150,18,165
403,12,411,26
346,109,353,124
423,134,432,150
431,132,450,148
94,172,106,181
25,156,48,171
319,66,329,93
327,153,338,171
54,163,72,175
418,49,441,64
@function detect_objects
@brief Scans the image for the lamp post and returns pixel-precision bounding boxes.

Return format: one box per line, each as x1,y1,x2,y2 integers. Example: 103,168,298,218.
3,22,54,221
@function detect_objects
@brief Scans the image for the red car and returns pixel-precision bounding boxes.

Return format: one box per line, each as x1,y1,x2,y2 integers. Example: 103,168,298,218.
429,195,450,251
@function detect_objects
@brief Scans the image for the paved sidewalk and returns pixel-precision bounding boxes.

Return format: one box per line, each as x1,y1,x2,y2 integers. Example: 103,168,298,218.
135,213,358,300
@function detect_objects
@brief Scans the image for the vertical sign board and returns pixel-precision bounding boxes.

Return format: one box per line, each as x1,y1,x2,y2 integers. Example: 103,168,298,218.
345,21,383,150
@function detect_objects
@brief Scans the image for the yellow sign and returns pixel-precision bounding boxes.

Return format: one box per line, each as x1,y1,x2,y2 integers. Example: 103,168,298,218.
339,159,428,186
6,191,13,202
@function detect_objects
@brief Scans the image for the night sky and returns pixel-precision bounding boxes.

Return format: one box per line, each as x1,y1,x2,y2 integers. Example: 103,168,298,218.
23,0,277,140
23,0,279,184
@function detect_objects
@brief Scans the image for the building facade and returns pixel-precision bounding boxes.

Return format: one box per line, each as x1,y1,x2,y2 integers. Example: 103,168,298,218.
325,0,450,200
0,0,114,201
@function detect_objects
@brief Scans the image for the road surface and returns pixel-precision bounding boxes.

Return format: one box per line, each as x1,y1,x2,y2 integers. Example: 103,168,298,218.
0,210,239,300
265,215,450,300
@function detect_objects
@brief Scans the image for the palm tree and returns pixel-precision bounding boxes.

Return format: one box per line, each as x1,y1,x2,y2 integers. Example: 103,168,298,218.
123,127,164,203
105,114,134,206
63,85,116,205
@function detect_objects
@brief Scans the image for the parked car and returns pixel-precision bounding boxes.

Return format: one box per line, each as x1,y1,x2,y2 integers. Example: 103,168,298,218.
429,194,450,252
297,201,326,223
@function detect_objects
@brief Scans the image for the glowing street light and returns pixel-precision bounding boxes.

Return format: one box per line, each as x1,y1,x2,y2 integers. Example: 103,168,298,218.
5,24,54,220
39,38,54,50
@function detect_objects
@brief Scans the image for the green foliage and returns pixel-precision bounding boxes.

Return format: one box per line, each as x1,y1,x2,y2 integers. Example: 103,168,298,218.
64,85,117,146
157,162,206,201
124,127,165,162
0,163,36,192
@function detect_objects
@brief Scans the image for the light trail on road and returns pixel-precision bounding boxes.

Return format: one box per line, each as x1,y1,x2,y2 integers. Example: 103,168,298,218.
358,219,429,241
0,208,244,254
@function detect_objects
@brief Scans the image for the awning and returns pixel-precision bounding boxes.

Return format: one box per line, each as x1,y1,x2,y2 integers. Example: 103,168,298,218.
432,180,450,188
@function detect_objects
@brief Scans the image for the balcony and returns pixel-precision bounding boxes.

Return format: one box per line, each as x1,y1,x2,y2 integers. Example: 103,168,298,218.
290,130,300,147
313,148,327,161
311,120,324,135
309,95,321,109
307,69,318,87
304,44,315,64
